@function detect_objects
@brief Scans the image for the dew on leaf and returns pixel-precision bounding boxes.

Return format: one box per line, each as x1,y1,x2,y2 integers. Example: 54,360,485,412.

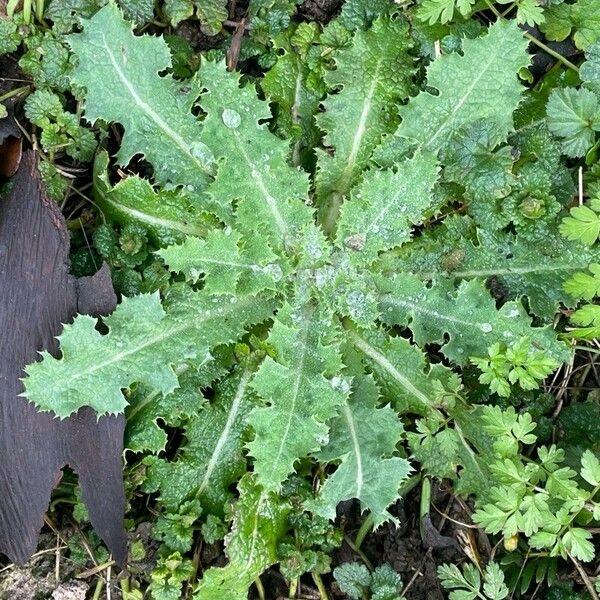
222,108,242,129
480,323,493,333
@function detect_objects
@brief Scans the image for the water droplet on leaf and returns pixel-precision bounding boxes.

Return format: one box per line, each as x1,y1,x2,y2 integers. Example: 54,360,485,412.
222,108,241,129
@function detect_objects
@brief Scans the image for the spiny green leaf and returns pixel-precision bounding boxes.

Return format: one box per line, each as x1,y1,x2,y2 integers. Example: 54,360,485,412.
336,152,439,266
388,221,598,318
157,229,284,295
315,15,414,229
262,22,327,168
194,475,289,600
309,375,412,527
94,151,215,246
198,60,313,251
143,369,257,517
377,274,570,365
23,288,275,417
247,303,349,491
67,4,214,192
394,20,530,153
347,328,457,415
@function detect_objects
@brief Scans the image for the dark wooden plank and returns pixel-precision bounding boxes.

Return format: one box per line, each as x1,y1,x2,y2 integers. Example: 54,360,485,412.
0,152,126,565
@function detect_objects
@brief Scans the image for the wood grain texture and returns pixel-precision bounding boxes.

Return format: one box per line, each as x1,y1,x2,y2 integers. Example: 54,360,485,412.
0,152,126,565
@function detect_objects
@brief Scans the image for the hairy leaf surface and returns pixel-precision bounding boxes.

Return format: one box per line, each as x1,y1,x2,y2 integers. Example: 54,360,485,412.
247,303,349,491
315,15,414,229
24,290,275,417
194,475,289,600
309,376,411,526
394,21,530,153
68,4,214,192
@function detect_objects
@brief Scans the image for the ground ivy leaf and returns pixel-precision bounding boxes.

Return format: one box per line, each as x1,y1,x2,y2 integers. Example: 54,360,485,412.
394,20,530,154
336,152,439,266
198,60,313,252
194,475,289,600
195,0,227,35
315,15,414,230
308,375,412,527
23,288,276,418
143,368,257,516
247,303,349,492
67,4,214,192
377,274,570,365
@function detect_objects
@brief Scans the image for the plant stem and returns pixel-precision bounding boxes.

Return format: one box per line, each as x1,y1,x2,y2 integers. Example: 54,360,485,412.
354,513,375,550
524,33,579,73
0,86,31,104
92,577,104,600
312,572,330,600
419,477,431,542
483,0,579,73
254,576,266,600
288,577,298,598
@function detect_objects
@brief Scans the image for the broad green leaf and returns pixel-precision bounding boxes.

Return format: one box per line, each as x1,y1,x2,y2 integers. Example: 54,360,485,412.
247,303,349,491
194,475,289,600
546,88,600,158
541,0,600,50
417,0,476,25
309,376,412,527
93,151,217,245
336,152,439,266
580,449,600,486
377,274,570,365
68,4,214,192
394,20,529,153
560,198,600,245
315,15,414,230
143,369,256,517
157,229,284,295
23,288,275,417
195,0,227,35
198,60,313,251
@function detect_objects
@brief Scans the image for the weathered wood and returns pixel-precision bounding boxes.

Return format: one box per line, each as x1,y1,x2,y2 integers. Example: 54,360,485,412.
0,152,126,565
0,101,22,177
